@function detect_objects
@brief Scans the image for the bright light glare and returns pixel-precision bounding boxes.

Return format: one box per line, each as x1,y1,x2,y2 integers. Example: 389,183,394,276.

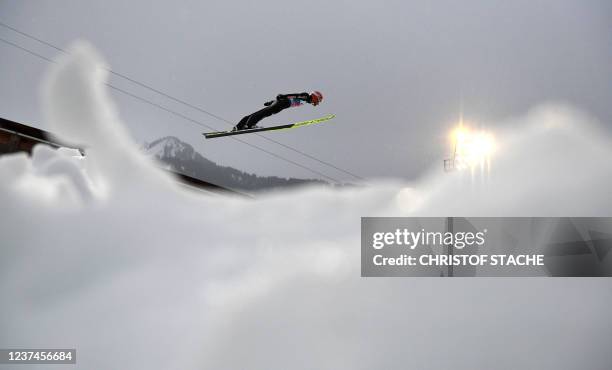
450,125,496,170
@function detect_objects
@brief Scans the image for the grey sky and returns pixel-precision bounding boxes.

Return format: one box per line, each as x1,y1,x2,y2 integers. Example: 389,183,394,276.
0,0,611,181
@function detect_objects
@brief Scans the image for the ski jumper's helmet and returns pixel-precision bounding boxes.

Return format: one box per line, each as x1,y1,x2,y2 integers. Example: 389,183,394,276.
310,91,323,105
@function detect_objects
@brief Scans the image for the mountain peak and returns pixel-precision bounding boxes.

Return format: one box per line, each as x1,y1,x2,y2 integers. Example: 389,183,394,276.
144,136,195,160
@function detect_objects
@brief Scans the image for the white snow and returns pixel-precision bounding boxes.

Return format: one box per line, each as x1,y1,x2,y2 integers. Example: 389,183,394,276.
0,41,611,370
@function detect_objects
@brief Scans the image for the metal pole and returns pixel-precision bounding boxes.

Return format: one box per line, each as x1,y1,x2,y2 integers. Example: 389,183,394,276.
446,217,454,277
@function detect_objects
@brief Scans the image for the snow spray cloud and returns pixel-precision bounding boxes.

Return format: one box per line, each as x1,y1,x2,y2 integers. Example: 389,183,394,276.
0,41,611,370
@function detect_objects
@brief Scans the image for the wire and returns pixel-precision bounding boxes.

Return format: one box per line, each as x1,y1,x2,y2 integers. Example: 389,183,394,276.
0,35,342,182
0,21,63,53
0,36,55,63
110,69,365,181
106,85,341,182
0,20,365,181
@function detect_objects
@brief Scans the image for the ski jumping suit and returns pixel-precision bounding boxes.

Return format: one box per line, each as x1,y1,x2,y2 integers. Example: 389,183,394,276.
235,93,312,130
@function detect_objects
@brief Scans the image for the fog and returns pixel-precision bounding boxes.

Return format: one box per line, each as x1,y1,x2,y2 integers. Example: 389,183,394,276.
0,42,610,370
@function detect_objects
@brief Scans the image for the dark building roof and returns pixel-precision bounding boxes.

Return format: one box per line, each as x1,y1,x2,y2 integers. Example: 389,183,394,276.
0,116,80,149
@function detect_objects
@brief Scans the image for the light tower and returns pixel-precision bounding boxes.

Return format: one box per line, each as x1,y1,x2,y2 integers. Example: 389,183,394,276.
443,117,496,276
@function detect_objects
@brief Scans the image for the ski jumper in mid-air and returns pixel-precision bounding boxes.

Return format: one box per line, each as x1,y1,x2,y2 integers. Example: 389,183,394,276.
233,91,324,131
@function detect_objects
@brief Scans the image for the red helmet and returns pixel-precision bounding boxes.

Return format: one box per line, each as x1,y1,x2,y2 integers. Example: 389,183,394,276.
310,90,323,105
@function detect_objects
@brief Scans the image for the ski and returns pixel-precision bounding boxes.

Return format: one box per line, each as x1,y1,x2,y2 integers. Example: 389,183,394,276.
203,114,335,139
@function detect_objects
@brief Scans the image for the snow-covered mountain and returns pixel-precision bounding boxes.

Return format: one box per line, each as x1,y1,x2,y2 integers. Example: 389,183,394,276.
142,136,326,192
145,136,196,161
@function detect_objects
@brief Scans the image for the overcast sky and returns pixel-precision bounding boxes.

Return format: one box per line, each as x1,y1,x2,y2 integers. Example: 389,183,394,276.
0,0,611,182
